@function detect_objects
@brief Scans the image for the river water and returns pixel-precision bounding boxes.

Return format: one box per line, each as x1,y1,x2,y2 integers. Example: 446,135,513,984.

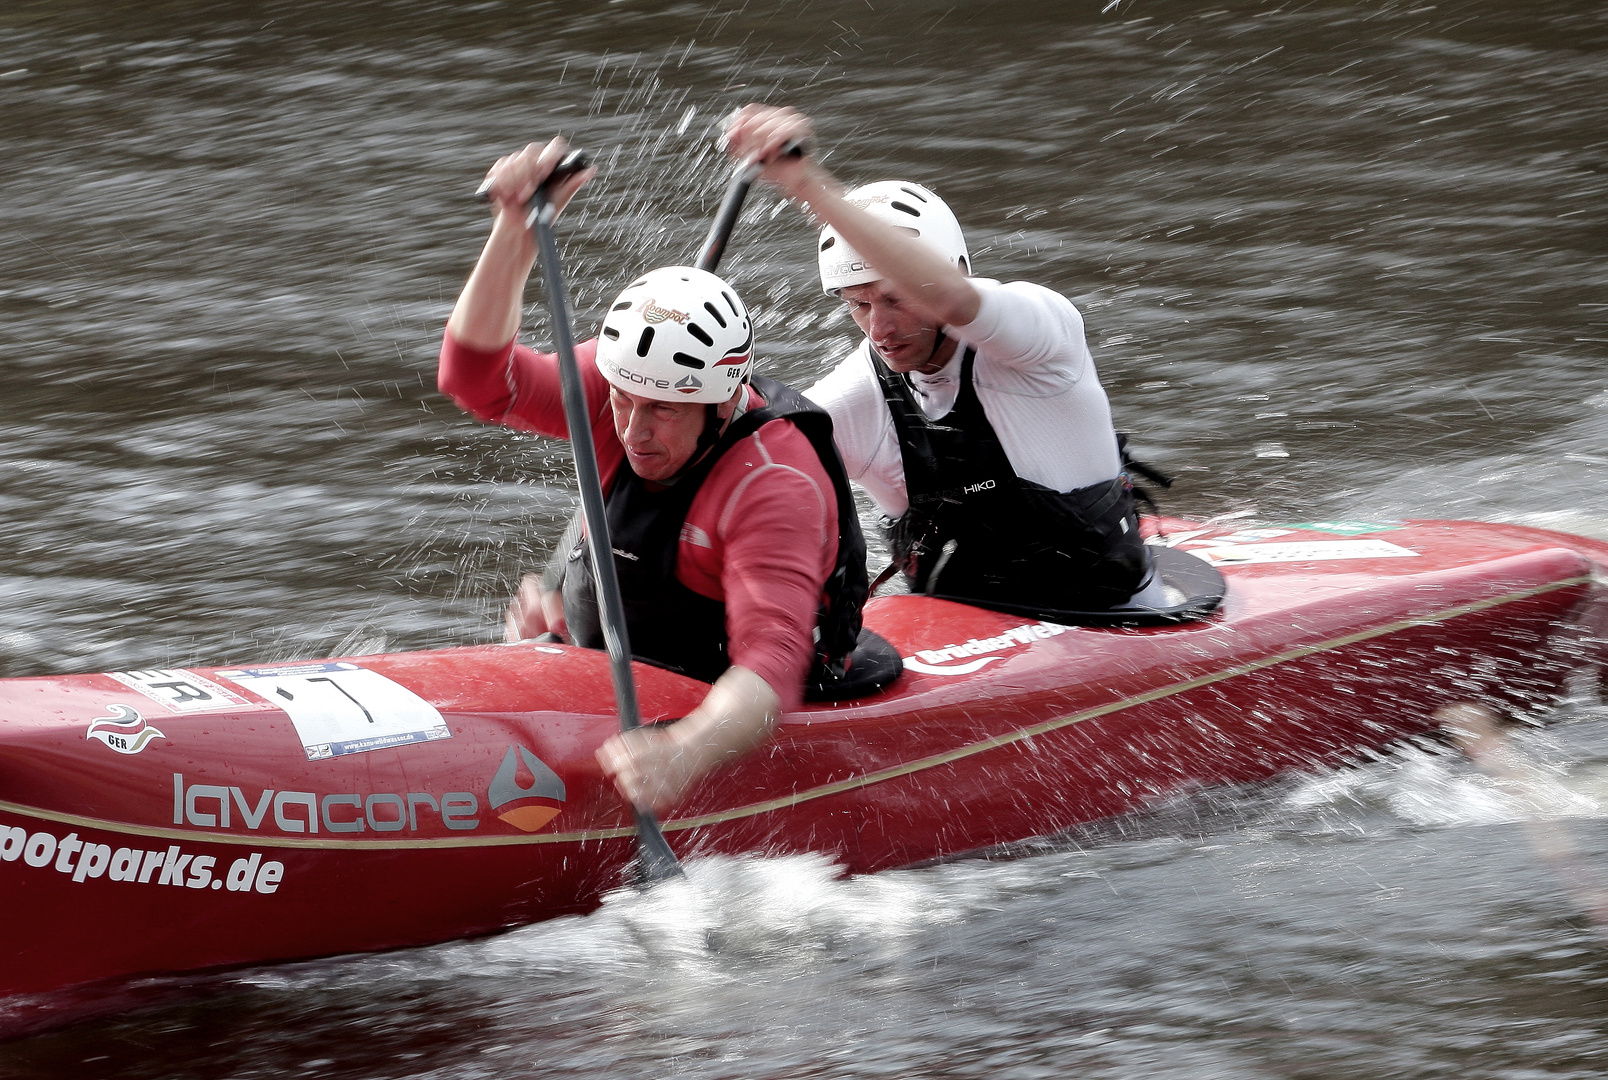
2,0,1607,1076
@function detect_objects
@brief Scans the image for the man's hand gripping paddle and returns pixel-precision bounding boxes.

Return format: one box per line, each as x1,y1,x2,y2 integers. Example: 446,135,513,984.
475,136,802,885
696,140,806,273
484,150,683,886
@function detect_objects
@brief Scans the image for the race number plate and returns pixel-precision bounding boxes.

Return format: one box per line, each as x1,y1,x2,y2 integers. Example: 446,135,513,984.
217,662,451,760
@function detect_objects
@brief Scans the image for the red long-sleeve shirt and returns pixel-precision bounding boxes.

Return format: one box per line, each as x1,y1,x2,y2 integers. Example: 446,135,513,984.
438,333,838,708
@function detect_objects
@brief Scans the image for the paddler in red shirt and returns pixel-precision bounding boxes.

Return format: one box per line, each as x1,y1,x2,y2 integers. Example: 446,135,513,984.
439,138,885,813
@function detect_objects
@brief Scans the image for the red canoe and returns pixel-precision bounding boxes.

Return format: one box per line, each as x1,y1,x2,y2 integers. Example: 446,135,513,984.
3,517,1606,1006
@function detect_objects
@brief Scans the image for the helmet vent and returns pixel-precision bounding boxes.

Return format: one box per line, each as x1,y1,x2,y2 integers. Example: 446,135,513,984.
820,235,836,251
611,300,633,312
723,292,740,317
900,186,929,203
890,201,921,217
636,327,655,357
687,323,714,347
672,352,706,370
629,278,648,289
602,326,620,340
702,302,727,328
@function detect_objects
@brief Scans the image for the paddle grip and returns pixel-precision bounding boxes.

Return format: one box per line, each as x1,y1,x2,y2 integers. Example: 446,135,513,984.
474,148,592,204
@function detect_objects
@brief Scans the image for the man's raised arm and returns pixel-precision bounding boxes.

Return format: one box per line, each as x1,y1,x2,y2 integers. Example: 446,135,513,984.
444,136,596,354
722,105,980,328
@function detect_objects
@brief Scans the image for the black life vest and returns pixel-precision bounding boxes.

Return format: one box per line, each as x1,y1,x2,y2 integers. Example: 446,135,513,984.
875,346,1150,613
561,375,869,685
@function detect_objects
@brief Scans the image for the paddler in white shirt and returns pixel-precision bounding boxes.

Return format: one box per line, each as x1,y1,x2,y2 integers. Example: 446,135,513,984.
724,105,1168,617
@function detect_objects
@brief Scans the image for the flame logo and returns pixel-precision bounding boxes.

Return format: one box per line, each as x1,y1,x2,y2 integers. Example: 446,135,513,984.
488,745,567,832
86,704,168,755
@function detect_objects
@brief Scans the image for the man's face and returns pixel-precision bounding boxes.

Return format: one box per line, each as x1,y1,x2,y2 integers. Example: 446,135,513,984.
840,281,944,374
609,387,735,482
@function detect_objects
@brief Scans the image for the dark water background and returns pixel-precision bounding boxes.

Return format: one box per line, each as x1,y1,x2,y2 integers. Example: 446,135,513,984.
2,1,1607,1076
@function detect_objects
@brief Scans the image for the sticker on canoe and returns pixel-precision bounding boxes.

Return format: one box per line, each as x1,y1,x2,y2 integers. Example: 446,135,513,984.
488,745,567,832
903,621,1069,675
1153,522,1405,549
1278,520,1404,536
1192,538,1421,566
106,668,247,714
85,704,167,755
1156,528,1294,548
171,774,481,834
0,824,284,893
215,662,451,761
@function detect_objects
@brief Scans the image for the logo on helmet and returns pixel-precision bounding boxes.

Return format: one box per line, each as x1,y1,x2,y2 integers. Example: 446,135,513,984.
602,358,670,390
673,375,703,394
640,298,689,325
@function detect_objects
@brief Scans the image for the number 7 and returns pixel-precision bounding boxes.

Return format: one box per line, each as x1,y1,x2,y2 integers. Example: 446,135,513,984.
306,676,375,724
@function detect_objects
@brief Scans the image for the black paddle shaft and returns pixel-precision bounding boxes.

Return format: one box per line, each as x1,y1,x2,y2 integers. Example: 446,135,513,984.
519,153,683,885
695,141,806,273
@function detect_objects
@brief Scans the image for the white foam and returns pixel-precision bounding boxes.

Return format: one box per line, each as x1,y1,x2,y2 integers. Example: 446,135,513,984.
1282,737,1607,831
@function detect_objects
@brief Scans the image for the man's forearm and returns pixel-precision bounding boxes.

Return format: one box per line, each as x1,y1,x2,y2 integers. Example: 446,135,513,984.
593,664,784,813
669,665,783,775
447,136,595,352
446,211,537,352
784,165,980,327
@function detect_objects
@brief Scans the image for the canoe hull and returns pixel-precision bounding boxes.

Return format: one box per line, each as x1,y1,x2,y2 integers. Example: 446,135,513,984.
3,518,1606,1006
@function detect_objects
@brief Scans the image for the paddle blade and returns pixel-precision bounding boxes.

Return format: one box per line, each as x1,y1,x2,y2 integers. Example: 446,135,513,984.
632,810,685,886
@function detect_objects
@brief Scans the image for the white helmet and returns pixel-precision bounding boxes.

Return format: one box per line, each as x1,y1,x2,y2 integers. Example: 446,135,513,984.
594,267,754,404
818,180,970,294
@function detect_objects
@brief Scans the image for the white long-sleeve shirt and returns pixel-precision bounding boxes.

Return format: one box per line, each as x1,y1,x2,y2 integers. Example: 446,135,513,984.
804,278,1122,518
